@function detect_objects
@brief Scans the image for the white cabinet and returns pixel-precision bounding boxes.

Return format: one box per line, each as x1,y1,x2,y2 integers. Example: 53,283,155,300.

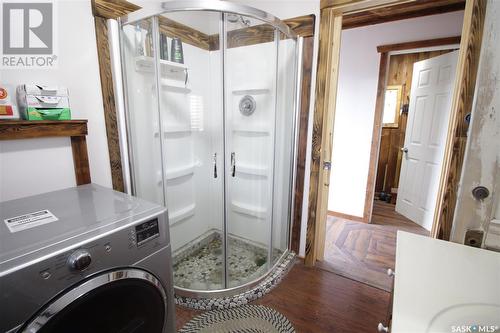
387,232,500,333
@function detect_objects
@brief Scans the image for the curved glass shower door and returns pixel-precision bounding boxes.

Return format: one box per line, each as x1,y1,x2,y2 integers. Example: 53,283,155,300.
224,16,278,288
118,2,298,295
157,11,226,291
121,11,226,291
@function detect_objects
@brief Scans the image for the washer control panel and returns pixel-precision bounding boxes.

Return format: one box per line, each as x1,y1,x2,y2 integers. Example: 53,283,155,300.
134,218,160,246
14,215,166,286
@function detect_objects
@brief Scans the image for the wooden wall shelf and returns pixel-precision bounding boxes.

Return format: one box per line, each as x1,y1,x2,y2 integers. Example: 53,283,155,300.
0,120,88,140
0,120,91,185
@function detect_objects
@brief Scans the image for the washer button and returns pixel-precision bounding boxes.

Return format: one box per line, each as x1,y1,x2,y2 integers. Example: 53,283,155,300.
67,249,92,271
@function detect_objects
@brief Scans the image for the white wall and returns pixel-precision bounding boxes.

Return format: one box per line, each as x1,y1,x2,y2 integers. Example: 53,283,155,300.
0,0,112,202
328,11,464,217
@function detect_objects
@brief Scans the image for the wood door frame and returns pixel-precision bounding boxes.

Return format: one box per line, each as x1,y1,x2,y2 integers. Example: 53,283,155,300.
90,0,315,254
364,37,462,226
305,0,486,266
431,0,487,240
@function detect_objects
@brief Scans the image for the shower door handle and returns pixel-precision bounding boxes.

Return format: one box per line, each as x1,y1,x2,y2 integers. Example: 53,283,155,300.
213,153,217,178
231,152,236,177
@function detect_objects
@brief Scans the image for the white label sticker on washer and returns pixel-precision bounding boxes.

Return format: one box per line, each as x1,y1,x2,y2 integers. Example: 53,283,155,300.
4,210,58,233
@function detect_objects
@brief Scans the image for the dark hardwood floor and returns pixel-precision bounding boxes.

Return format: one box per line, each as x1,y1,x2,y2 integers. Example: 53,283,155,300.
318,200,428,291
175,202,424,331
176,262,391,332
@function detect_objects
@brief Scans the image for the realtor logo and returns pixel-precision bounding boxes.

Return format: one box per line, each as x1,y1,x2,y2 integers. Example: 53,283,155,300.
1,1,57,68
3,2,53,54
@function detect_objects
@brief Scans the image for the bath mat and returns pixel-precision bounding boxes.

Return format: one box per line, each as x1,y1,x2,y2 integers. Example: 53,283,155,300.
178,305,295,333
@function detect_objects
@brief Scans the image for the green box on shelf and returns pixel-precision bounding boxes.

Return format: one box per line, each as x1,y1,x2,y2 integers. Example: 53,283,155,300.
25,107,71,121
17,84,72,121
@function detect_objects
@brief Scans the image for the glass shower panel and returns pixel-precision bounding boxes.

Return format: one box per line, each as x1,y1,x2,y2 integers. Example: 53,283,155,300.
156,11,225,291
272,34,298,265
121,18,164,206
224,16,278,288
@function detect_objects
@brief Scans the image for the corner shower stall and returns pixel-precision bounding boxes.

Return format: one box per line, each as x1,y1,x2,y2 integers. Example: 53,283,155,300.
114,1,300,298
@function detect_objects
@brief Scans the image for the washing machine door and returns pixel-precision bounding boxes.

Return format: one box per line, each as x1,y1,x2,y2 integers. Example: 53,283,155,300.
20,268,168,333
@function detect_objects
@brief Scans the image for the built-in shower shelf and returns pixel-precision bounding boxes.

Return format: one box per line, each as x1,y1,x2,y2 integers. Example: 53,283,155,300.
164,126,191,133
232,126,270,135
135,56,188,74
231,201,267,219
232,88,270,95
237,164,268,177
166,164,195,180
161,79,191,93
169,204,196,226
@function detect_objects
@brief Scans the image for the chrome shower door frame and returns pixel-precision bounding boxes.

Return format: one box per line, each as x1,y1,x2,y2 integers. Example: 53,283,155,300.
120,0,296,38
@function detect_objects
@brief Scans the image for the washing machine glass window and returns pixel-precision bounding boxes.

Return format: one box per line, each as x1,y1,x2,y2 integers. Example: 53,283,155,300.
21,268,167,333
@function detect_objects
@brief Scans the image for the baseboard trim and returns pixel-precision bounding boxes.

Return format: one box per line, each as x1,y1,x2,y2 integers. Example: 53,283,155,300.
327,210,369,223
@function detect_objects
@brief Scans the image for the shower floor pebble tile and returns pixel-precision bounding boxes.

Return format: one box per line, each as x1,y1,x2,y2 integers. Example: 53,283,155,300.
173,236,269,290
175,252,296,311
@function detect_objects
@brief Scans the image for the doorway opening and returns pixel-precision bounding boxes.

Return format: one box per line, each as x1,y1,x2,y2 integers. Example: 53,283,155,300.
319,18,463,291
374,44,460,232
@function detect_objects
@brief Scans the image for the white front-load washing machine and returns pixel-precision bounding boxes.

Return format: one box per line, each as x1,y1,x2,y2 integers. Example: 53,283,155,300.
0,184,176,333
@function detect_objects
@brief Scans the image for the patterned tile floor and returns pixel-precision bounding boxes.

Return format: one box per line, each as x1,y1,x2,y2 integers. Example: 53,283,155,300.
173,235,275,290
318,201,428,291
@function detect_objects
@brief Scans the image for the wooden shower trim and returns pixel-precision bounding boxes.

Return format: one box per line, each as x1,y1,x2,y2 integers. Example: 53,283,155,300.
95,16,124,192
305,0,485,266
91,0,315,253
291,36,315,254
92,0,314,50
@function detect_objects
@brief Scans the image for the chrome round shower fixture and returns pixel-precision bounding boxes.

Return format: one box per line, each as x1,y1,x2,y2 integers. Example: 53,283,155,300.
239,95,256,116
227,13,251,27
227,13,239,23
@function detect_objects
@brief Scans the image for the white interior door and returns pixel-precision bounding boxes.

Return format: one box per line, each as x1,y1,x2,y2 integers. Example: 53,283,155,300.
396,50,459,230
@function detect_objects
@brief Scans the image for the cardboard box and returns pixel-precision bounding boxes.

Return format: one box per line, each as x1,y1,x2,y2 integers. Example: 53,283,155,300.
25,108,71,120
17,85,71,121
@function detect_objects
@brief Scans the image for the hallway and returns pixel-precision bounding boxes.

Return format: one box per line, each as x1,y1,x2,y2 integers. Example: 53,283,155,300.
318,201,428,291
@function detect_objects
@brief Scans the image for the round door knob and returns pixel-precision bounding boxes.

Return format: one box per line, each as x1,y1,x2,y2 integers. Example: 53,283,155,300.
378,323,389,332
401,147,408,153
472,186,489,200
67,249,92,271
387,268,395,277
